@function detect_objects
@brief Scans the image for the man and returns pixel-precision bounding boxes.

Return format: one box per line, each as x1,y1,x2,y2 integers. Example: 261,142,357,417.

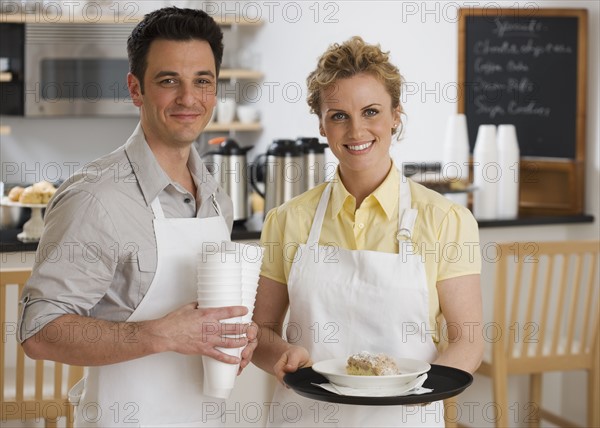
18,7,256,427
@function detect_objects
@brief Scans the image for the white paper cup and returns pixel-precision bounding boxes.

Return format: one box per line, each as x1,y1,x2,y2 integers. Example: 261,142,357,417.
197,298,241,308
198,270,241,278
241,283,259,296
236,105,259,124
197,290,242,300
238,243,264,262
198,277,241,287
202,347,241,399
216,98,236,124
242,292,256,302
241,304,255,324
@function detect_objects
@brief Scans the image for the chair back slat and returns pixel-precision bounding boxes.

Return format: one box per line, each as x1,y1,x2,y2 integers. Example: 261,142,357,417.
507,257,523,358
495,241,599,367
16,283,25,403
565,252,585,355
1,268,83,427
536,254,554,357
581,251,599,352
35,359,43,400
550,254,569,356
55,363,63,399
0,282,5,404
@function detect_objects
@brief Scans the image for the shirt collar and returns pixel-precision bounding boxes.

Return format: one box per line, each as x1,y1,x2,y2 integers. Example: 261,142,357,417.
124,122,218,207
329,162,400,220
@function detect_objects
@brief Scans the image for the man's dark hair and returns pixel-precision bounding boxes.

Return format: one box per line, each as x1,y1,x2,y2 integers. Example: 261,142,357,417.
127,7,224,92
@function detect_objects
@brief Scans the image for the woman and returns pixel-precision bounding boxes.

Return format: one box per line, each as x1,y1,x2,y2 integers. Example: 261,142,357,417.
252,36,483,427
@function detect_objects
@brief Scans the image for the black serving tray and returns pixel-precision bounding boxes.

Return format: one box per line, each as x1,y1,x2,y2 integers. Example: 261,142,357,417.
283,364,472,406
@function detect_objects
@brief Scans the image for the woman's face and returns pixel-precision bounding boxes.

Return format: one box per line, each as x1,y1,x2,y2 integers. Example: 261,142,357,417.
319,73,401,179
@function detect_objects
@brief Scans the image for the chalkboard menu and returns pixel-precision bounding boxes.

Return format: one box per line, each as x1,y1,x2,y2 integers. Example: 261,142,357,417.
458,8,588,215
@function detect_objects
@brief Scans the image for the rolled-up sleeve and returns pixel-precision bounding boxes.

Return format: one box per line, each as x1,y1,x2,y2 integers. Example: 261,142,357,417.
18,189,119,342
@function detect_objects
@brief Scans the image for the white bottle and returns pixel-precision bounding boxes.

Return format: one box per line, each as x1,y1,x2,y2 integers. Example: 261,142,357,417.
442,114,470,206
496,125,520,219
472,125,499,220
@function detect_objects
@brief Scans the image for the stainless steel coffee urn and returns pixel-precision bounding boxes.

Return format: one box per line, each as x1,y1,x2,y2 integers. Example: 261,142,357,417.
202,137,251,224
252,139,303,214
296,137,329,192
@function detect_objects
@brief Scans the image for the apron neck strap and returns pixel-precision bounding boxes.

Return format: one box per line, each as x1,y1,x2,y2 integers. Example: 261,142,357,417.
150,197,165,219
306,172,418,247
211,194,222,216
397,176,417,244
306,183,332,245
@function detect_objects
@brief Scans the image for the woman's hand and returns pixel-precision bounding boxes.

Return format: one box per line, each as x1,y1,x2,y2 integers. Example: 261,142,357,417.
273,345,312,385
238,322,259,374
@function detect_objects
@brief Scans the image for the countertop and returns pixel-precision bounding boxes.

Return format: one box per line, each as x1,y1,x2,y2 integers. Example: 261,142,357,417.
0,214,594,253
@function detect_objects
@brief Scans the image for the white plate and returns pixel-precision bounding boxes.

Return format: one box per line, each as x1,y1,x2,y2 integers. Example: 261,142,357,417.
312,357,431,389
1,196,47,209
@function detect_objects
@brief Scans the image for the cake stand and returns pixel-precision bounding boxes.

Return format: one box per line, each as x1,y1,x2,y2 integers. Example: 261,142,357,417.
0,197,48,242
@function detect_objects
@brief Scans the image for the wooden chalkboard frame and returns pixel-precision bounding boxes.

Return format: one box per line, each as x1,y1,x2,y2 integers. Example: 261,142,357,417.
458,8,588,216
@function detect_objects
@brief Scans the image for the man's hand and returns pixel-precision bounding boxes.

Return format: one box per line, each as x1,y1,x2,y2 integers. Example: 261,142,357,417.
154,303,249,364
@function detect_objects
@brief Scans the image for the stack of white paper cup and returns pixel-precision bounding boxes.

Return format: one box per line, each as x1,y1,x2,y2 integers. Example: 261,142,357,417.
197,246,243,400
240,243,264,324
196,242,264,399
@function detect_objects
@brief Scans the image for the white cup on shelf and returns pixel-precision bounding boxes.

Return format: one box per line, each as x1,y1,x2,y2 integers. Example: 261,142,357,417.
217,97,236,124
236,105,259,124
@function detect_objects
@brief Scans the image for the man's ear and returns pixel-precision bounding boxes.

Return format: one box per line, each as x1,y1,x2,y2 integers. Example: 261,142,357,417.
127,72,143,107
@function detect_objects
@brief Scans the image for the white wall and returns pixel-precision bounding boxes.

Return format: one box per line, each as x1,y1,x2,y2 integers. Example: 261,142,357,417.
1,1,599,427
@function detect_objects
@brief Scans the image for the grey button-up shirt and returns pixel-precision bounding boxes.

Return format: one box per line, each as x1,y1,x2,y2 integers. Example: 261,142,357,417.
18,123,233,342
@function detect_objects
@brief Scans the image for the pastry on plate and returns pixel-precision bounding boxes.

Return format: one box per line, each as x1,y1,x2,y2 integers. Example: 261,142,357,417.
346,351,401,376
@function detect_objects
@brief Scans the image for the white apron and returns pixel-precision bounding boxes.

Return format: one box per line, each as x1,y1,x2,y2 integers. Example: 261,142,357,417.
71,195,231,427
268,175,444,427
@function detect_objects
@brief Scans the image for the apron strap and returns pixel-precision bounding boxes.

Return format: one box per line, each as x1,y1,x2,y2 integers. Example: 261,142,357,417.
150,197,165,219
306,183,332,245
211,193,222,216
397,174,417,245
306,169,418,247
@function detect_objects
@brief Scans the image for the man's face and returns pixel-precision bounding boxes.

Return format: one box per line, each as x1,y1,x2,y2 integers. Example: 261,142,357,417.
128,39,217,149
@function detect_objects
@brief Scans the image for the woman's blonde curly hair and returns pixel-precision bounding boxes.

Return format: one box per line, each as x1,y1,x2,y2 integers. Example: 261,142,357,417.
306,36,405,136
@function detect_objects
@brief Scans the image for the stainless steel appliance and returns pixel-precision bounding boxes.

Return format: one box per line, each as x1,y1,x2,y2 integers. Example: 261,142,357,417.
296,137,328,192
202,138,252,224
25,23,137,116
252,139,303,215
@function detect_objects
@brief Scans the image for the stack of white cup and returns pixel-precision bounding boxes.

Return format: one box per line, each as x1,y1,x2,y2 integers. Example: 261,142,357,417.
240,243,264,323
197,241,264,399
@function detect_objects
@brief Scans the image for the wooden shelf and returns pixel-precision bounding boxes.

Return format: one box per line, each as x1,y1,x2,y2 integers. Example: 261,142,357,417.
0,13,263,26
0,72,12,82
205,122,262,132
219,69,262,80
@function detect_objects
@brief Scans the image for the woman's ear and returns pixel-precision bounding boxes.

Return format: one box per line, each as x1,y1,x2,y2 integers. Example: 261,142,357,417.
393,105,402,125
127,73,143,107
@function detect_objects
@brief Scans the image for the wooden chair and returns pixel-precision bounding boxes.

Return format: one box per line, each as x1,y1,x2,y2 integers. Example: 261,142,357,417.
477,241,599,428
1,268,83,428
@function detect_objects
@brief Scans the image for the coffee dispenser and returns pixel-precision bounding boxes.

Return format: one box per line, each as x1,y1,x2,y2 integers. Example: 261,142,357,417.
296,137,329,192
251,139,303,214
202,137,252,224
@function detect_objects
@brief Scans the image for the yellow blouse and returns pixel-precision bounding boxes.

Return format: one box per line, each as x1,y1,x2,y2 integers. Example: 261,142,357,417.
260,163,481,342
